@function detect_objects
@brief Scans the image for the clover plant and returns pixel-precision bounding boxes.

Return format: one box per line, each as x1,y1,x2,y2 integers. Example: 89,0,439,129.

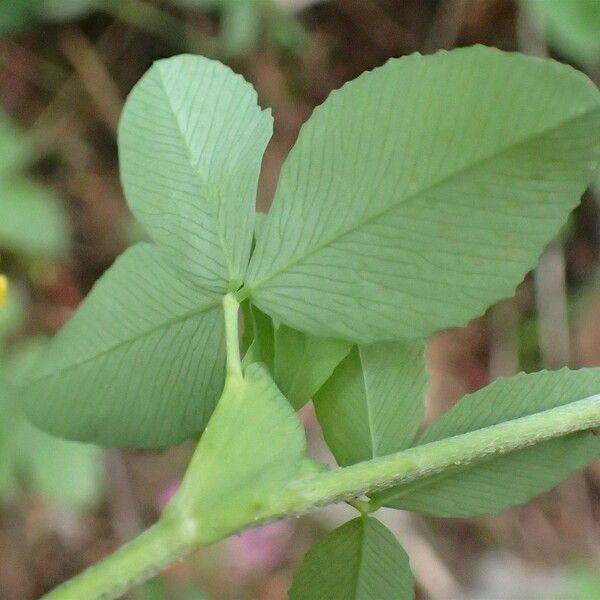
21,45,600,599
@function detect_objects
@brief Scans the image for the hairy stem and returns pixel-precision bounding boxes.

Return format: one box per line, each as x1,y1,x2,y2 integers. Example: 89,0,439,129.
265,394,600,516
42,513,196,600
41,393,600,599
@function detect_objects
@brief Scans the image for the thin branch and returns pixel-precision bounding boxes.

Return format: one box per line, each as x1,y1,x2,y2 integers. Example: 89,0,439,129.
42,514,196,600
270,394,600,515
41,392,600,600
223,293,242,380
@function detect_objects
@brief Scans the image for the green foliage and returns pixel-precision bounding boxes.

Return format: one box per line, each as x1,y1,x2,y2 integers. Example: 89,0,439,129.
15,415,104,509
273,324,351,410
0,0,307,59
41,0,99,21
242,304,275,369
173,0,308,57
0,311,103,510
170,362,305,540
119,55,272,293
526,0,600,65
141,577,213,600
378,369,600,517
242,303,351,409
0,0,98,34
0,289,23,345
204,0,263,57
566,565,600,600
289,517,414,600
314,341,427,466
0,115,69,258
0,114,98,506
21,47,600,598
0,180,69,257
0,0,36,34
245,47,600,343
25,243,226,447
0,115,27,173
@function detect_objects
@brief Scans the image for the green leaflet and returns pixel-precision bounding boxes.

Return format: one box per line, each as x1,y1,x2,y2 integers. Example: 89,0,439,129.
119,54,273,293
289,516,414,600
273,324,351,410
525,0,600,65
245,46,600,343
241,304,275,370
24,243,226,448
241,304,351,410
378,368,600,517
170,362,305,540
314,341,427,466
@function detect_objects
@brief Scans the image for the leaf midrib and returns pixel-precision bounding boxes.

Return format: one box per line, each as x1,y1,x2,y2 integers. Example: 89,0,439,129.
359,347,378,461
352,519,367,600
247,104,600,293
30,297,222,384
154,66,237,282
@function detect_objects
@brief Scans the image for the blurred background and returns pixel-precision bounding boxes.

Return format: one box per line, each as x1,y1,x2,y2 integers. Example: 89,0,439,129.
0,0,600,598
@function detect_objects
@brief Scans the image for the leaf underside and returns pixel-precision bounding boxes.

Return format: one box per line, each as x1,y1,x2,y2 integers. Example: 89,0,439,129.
289,516,414,600
24,243,226,447
314,340,427,466
23,48,600,459
119,54,273,292
247,46,600,343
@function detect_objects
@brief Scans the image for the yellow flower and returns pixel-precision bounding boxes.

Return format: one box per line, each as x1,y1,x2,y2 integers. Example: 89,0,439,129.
0,275,7,307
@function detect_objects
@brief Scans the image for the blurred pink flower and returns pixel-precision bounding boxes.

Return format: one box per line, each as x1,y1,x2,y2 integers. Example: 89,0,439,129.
228,521,292,579
157,480,180,511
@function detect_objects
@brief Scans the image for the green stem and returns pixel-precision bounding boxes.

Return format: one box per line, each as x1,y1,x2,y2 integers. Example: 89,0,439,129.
41,393,600,599
347,498,374,516
223,293,242,379
260,394,600,520
42,513,196,600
